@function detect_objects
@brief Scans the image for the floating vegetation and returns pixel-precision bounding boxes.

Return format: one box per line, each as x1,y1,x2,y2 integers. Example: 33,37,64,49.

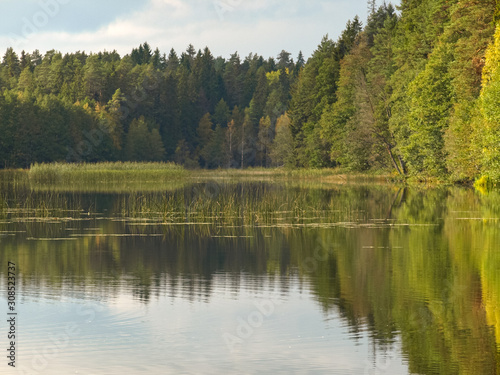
4,175,493,249
26,237,78,241
0,178,448,240
454,217,499,220
211,235,254,238
69,233,164,237
112,182,381,228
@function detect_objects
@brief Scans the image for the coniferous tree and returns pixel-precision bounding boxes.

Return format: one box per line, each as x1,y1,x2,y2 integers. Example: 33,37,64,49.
197,113,214,167
1,48,21,89
125,117,165,161
0,10,499,179
213,99,230,127
257,116,272,167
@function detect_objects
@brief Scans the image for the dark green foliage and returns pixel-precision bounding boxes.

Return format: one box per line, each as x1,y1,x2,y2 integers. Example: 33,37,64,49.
0,1,499,179
125,117,165,162
213,98,230,127
298,0,495,179
288,17,363,167
0,43,298,168
201,124,228,169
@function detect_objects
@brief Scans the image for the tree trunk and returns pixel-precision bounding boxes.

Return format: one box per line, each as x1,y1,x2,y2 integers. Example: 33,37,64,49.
386,144,404,176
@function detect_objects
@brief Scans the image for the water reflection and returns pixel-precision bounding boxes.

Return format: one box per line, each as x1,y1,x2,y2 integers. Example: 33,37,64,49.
0,176,499,374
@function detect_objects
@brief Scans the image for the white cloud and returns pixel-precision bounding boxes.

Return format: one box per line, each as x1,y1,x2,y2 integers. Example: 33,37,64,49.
147,0,193,18
0,0,395,59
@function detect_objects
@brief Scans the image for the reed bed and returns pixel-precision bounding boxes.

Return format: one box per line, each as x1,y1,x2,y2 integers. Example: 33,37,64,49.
25,163,394,193
118,183,371,227
28,162,187,190
3,163,395,226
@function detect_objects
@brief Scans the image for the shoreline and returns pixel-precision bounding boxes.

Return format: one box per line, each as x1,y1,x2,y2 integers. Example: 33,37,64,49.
0,162,483,190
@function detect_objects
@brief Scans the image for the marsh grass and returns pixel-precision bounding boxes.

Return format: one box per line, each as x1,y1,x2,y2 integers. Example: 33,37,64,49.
25,163,395,193
1,163,396,227
28,162,188,192
119,183,371,227
0,191,81,229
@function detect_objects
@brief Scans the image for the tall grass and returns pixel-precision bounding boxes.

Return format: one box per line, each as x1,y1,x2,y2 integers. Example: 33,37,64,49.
118,182,381,227
27,163,394,192
29,162,187,191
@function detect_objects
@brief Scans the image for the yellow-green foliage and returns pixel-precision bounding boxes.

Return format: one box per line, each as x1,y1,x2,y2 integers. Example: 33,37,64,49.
266,68,289,85
479,23,500,181
474,175,494,194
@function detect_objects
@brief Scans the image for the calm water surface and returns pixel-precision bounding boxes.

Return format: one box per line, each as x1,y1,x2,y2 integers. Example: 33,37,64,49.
0,174,499,374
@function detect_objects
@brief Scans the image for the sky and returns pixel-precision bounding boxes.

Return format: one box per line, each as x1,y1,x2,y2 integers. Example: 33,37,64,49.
0,0,397,61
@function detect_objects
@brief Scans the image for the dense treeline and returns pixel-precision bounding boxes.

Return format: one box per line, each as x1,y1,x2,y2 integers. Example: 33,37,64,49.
0,42,304,168
1,0,500,182
291,0,499,182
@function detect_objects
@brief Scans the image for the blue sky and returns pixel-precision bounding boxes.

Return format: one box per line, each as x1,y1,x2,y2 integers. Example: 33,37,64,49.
0,0,398,60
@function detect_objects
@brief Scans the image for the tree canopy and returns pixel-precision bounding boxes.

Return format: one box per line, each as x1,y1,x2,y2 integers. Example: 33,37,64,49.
1,1,500,183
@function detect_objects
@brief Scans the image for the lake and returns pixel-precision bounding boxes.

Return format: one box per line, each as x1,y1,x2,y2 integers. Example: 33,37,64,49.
0,173,499,374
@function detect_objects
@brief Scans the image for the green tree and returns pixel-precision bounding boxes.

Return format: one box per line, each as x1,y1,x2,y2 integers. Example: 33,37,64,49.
224,53,243,108
388,0,452,177
213,99,230,127
320,7,402,173
174,139,198,168
201,124,228,168
1,48,21,89
83,54,105,102
18,67,34,93
270,114,294,167
289,19,362,167
197,113,214,167
444,0,496,181
226,119,237,168
239,108,256,168
257,116,272,167
125,117,165,161
102,88,126,151
166,49,179,72
478,23,500,181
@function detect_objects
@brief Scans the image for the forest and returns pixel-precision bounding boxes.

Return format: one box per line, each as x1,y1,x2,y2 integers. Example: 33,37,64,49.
0,0,500,183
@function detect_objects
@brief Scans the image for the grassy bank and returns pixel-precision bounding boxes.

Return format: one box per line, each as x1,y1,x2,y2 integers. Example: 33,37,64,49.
192,167,394,183
22,163,398,192
28,162,188,192
28,163,394,181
